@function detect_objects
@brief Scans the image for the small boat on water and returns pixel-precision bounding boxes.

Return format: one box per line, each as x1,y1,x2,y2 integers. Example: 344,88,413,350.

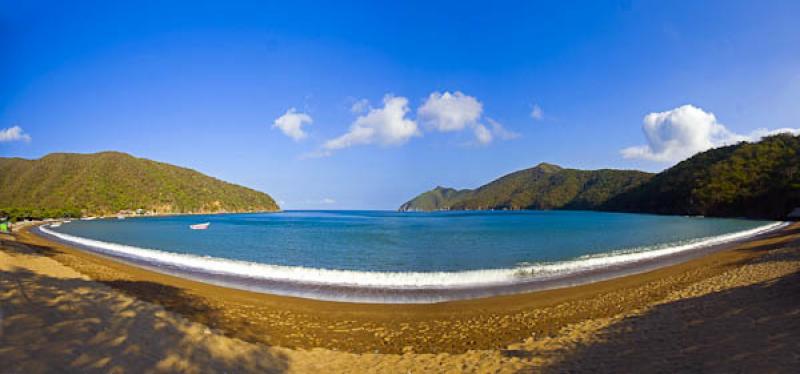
189,222,210,230
50,222,62,228
117,215,126,220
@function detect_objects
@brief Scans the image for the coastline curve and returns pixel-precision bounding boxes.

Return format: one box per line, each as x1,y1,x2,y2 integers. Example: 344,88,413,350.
36,221,787,303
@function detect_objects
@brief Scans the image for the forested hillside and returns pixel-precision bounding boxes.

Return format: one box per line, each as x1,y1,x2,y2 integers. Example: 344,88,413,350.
399,163,652,211
0,151,280,218
400,134,800,220
602,134,800,219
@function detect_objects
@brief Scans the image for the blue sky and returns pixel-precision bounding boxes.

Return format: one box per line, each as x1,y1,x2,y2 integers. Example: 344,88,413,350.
2,1,799,209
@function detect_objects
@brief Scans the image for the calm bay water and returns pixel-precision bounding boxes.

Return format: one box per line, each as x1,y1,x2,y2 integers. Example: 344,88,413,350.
49,210,772,273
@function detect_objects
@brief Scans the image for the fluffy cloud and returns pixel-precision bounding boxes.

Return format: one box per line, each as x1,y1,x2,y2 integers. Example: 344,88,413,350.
309,91,519,157
417,91,518,145
0,126,31,143
350,98,369,114
323,95,419,152
530,104,543,120
471,119,521,146
418,91,483,132
272,108,312,141
622,104,800,162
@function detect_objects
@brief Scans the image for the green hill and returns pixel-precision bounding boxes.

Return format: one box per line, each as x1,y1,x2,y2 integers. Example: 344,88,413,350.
398,186,472,211
601,134,800,219
399,163,653,211
0,151,280,219
401,134,800,219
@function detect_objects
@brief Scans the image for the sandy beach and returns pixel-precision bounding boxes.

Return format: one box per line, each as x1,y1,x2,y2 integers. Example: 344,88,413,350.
1,223,799,373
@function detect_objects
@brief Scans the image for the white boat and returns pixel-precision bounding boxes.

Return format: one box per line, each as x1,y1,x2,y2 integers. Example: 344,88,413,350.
189,222,210,230
81,216,97,221
50,222,62,228
117,215,126,220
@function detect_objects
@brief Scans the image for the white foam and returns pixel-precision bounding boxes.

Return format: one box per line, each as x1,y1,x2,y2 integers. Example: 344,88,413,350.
39,221,787,289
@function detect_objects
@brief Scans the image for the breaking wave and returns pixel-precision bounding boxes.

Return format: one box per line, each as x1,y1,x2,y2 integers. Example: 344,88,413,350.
38,221,786,293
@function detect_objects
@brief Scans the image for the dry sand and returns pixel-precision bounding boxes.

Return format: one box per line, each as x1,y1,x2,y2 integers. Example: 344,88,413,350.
1,224,799,373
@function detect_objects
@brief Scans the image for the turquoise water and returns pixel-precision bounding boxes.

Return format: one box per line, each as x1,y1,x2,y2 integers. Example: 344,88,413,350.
40,210,781,302
49,210,771,272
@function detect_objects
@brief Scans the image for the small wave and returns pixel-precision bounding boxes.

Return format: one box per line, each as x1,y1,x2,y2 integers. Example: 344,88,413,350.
38,221,786,290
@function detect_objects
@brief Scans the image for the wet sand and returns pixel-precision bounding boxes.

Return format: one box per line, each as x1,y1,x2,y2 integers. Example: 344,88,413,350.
2,223,799,372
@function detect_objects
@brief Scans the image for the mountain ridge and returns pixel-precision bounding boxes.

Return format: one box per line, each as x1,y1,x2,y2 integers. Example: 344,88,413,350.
399,164,653,211
0,151,280,218
600,133,800,219
400,134,800,220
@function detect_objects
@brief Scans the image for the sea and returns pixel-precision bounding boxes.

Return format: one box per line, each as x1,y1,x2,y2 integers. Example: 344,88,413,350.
38,210,784,303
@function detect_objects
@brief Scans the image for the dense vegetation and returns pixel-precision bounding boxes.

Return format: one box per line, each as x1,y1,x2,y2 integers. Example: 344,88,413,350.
401,134,800,220
0,151,280,220
601,134,800,219
398,186,472,211
399,163,653,211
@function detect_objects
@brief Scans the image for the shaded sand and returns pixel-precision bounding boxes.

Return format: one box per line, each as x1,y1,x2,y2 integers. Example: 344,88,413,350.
0,236,289,373
1,224,799,373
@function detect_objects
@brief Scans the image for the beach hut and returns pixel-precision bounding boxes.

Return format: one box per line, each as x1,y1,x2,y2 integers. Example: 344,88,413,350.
788,207,800,220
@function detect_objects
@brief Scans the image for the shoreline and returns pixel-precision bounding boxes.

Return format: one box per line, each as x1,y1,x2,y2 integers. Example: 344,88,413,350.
6,222,799,355
34,221,786,303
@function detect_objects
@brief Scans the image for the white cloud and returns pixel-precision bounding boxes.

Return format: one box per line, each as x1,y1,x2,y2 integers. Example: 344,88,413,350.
473,124,492,145
747,127,800,139
297,197,337,205
488,118,520,141
621,104,800,162
272,108,312,141
0,126,31,143
418,91,482,132
307,91,518,157
417,91,518,145
350,98,369,114
530,104,543,120
323,95,419,153
469,120,520,146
